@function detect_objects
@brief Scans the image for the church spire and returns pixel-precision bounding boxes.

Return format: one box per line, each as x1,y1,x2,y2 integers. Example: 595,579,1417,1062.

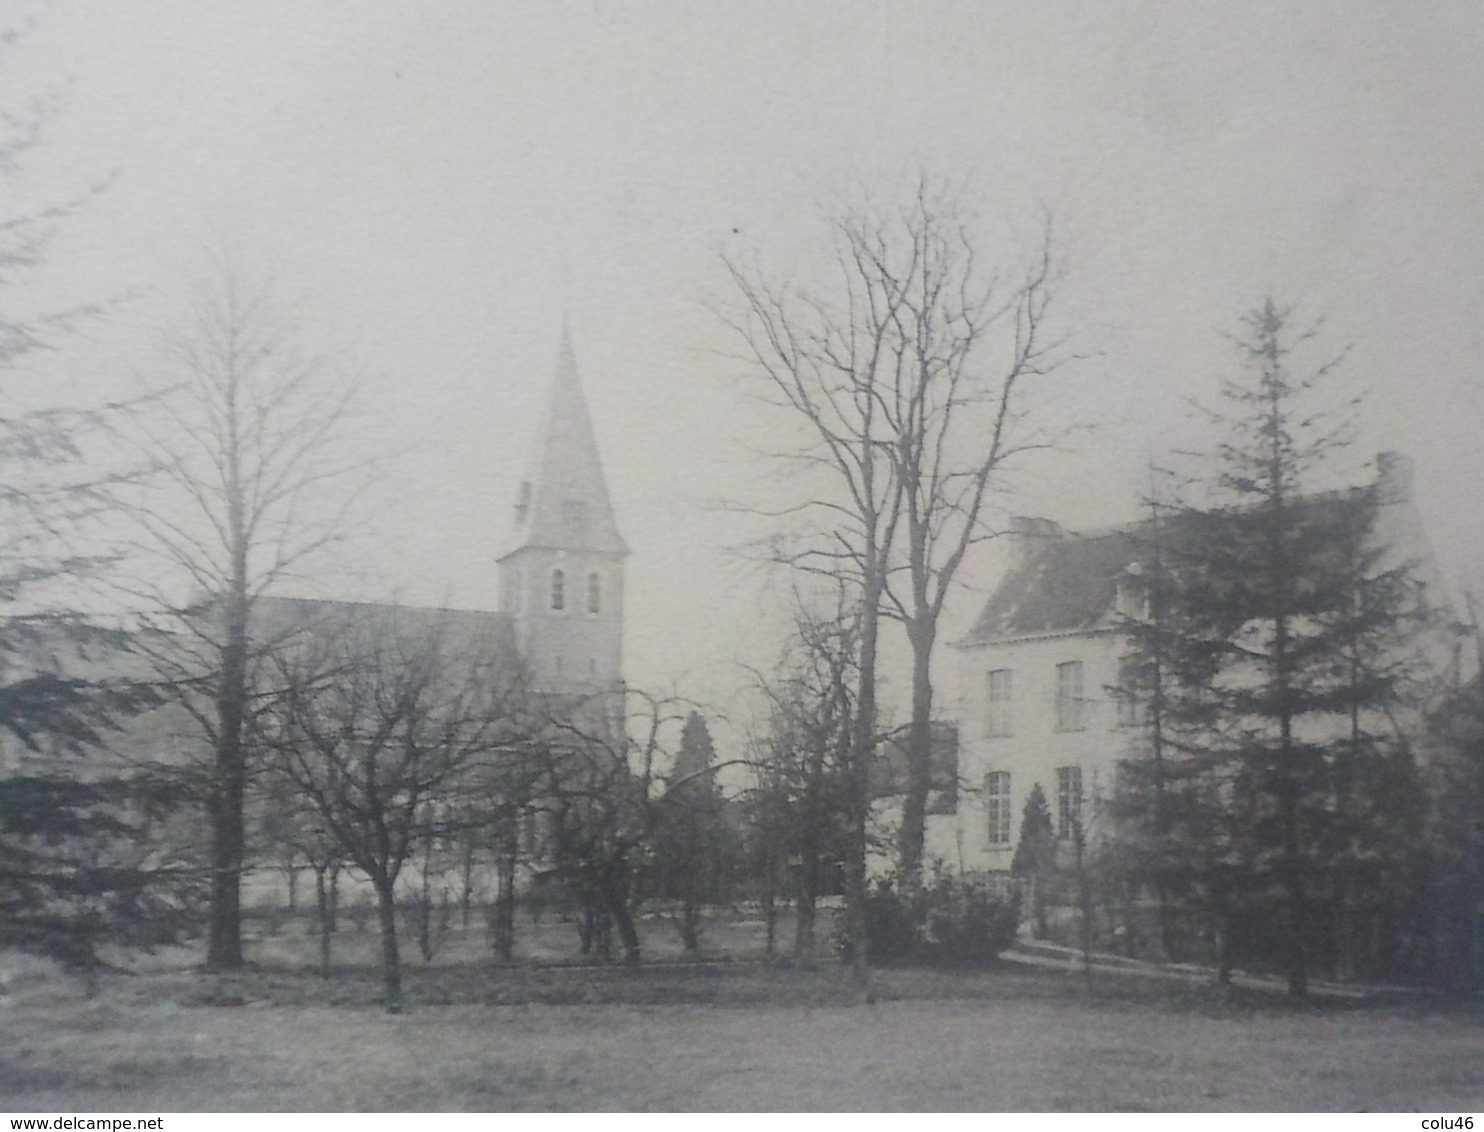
506,330,628,559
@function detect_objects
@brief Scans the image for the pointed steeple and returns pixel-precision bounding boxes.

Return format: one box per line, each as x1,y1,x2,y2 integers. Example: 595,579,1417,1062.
505,330,629,559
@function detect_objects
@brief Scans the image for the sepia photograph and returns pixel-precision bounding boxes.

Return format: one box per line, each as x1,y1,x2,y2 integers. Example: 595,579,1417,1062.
2,0,1483,1115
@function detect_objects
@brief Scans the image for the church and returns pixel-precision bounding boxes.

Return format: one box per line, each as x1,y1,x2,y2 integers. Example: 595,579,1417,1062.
496,329,629,703
253,330,630,721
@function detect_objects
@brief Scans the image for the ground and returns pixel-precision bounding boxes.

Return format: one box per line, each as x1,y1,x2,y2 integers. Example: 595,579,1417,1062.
3,913,1484,1111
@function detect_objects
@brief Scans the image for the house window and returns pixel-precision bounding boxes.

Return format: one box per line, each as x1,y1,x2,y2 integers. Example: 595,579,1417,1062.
1055,660,1084,731
587,571,602,615
1116,657,1145,726
1056,765,1083,840
550,568,566,611
985,669,1012,737
1116,571,1149,621
986,771,1012,846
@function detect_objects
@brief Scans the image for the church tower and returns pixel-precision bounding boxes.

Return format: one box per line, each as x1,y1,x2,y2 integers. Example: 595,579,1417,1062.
497,330,628,698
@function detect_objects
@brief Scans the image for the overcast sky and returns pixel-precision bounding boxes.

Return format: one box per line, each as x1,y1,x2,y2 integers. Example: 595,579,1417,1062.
6,1,1482,722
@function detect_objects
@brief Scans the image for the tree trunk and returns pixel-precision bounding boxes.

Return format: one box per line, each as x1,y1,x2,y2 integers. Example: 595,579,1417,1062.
793,883,817,970
1074,822,1094,992
326,864,339,934
206,554,250,971
206,639,247,970
679,889,701,953
1215,907,1233,987
373,876,402,1014
762,848,777,966
845,569,884,986
1030,875,1048,940
1279,737,1309,998
607,888,642,967
314,867,332,977
492,839,517,964
1335,873,1356,982
414,847,437,964
459,841,476,930
897,620,936,885
578,899,596,956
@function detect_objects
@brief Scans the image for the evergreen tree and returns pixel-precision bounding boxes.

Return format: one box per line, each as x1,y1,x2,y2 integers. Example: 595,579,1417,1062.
0,36,180,970
653,711,730,951
1427,663,1484,990
1116,300,1428,995
1011,782,1056,938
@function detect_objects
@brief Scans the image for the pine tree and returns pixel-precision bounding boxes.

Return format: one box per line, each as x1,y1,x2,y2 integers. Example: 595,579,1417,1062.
0,33,179,971
654,711,729,951
1011,782,1056,939
1116,300,1428,995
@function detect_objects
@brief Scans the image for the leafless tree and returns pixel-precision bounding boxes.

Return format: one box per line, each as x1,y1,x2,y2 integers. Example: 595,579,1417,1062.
255,604,527,1012
722,178,1073,935
867,190,1070,883
724,231,904,978
250,766,344,976
119,270,367,970
744,593,860,968
531,688,694,967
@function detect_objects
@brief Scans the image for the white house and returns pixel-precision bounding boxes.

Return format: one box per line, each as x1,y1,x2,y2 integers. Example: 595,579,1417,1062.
943,452,1462,874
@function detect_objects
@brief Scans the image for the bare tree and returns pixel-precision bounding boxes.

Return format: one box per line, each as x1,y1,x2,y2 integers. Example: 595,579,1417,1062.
532,688,694,967
250,764,343,976
867,191,1070,883
744,594,860,968
723,178,1073,936
121,270,366,970
724,213,907,980
256,604,527,1012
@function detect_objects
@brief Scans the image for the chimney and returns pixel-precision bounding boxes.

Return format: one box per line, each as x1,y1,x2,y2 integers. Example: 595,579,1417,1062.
1375,452,1413,505
1008,516,1065,570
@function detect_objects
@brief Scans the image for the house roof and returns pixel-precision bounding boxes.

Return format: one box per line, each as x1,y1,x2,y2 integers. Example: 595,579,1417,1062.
956,526,1143,647
955,454,1418,650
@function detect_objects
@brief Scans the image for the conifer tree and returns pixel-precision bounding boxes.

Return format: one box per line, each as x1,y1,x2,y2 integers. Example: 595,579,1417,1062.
1011,782,1056,938
1116,299,1428,995
654,711,729,951
0,30,180,970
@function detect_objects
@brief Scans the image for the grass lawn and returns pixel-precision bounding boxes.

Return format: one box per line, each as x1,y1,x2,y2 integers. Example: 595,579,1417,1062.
4,916,1484,1111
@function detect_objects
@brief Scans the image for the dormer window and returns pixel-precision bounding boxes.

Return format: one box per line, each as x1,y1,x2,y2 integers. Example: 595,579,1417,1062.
550,568,566,612
1116,563,1149,621
587,571,602,615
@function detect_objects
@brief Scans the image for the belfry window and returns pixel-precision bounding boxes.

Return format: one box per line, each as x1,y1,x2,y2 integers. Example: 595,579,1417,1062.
587,571,602,614
550,568,566,612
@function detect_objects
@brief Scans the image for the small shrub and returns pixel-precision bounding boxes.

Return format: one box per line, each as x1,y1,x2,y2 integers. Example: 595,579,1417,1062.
844,880,919,966
833,871,1020,968
924,876,1020,967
